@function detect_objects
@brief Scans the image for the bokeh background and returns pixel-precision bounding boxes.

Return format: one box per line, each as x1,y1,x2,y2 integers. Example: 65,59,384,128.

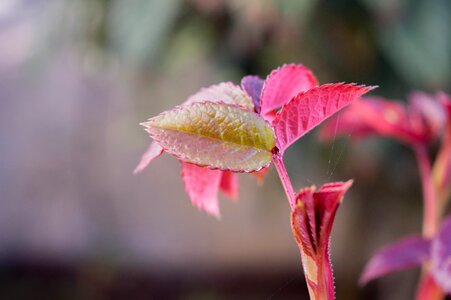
1,0,450,299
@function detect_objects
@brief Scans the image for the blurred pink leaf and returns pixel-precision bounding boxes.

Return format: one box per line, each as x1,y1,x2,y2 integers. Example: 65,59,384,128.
133,142,164,174
142,102,275,172
219,171,238,200
260,64,318,117
431,216,451,293
319,103,376,141
241,75,264,113
275,84,375,153
181,162,222,217
321,93,447,146
359,236,431,285
291,180,353,300
409,91,447,142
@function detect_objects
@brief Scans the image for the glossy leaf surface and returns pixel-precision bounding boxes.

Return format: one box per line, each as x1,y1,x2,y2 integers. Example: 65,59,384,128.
143,102,275,172
260,64,318,117
275,84,375,153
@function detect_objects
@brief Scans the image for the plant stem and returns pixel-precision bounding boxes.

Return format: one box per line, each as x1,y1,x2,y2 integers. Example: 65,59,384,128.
414,144,437,238
272,153,296,209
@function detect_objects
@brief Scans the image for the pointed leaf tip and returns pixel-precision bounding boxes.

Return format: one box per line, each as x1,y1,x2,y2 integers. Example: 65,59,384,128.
133,142,164,174
144,102,275,172
359,236,431,285
260,64,319,117
274,83,376,153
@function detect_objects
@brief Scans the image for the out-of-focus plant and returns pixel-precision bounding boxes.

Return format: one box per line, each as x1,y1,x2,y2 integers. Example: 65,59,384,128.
322,92,451,299
136,63,375,299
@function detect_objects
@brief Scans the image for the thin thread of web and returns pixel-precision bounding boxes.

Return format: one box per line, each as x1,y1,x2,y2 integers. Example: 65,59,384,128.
326,114,351,180
326,114,340,178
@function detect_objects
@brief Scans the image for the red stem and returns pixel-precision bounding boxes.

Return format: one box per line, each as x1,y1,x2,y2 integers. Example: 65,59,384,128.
272,154,296,209
413,144,437,238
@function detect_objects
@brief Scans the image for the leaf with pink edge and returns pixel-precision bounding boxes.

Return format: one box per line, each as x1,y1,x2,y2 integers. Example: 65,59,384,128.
359,236,431,285
431,216,451,293
291,180,353,300
260,64,318,117
184,82,253,110
219,171,238,200
181,162,222,217
274,83,375,153
142,102,275,172
133,142,164,174
241,75,264,113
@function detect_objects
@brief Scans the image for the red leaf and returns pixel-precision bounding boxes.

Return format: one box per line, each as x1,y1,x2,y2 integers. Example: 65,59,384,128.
359,236,431,285
260,64,318,117
220,171,238,200
319,103,378,141
252,166,269,184
274,83,375,153
181,162,222,217
321,93,447,146
133,142,164,174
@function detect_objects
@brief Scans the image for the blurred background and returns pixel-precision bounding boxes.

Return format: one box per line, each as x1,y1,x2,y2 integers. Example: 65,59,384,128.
1,0,450,299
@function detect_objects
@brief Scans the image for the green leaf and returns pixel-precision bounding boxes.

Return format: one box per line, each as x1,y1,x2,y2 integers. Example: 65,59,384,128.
142,102,275,172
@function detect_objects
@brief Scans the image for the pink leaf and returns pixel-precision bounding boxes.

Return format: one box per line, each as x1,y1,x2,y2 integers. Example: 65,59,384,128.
241,75,264,113
431,216,451,293
274,83,375,153
359,236,431,285
220,171,238,200
291,180,353,300
319,104,377,142
260,64,319,117
133,142,164,174
181,162,222,217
